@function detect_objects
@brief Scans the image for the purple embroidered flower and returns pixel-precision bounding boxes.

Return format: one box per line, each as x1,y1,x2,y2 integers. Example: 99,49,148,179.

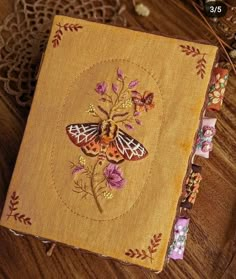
133,111,140,117
104,164,126,189
124,123,134,130
128,80,139,89
202,126,216,137
95,82,107,95
117,68,124,80
112,83,118,93
135,118,142,125
72,165,84,175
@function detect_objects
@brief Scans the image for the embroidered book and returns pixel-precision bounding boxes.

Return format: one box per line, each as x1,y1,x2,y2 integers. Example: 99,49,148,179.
0,16,219,271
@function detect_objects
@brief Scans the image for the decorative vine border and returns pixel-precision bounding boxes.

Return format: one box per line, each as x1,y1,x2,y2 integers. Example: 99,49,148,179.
6,191,32,226
52,23,83,48
125,233,162,263
180,45,207,79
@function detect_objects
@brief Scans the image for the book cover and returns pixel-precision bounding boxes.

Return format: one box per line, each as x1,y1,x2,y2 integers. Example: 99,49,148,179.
0,15,218,271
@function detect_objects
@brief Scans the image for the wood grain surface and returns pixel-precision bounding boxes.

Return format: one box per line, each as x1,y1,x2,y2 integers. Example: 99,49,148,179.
0,1,235,278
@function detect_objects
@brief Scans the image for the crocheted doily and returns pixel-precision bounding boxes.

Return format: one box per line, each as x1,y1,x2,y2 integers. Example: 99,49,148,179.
0,0,125,106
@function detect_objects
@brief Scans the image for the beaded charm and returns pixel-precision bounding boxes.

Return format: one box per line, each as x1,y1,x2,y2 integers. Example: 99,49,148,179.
168,217,190,260
195,118,217,158
181,164,202,210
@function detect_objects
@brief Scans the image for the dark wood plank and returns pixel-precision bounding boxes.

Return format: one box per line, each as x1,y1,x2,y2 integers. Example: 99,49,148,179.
0,0,236,278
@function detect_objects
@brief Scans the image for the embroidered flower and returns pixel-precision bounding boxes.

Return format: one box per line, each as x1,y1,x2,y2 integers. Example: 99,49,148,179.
112,83,118,93
124,123,134,130
104,164,126,189
202,126,216,137
72,165,84,175
128,79,139,89
133,111,140,116
121,98,133,108
95,82,107,95
117,68,124,80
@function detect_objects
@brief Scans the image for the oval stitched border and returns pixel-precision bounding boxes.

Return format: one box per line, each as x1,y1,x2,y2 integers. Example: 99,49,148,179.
50,58,165,221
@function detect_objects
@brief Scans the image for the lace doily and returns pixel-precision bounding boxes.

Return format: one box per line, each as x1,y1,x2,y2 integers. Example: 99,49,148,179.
0,0,125,106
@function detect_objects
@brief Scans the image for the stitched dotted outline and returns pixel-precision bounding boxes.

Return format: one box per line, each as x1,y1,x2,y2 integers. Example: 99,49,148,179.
50,58,165,222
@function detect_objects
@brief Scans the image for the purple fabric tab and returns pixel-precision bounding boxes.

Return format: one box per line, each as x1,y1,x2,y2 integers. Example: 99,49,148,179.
168,217,190,260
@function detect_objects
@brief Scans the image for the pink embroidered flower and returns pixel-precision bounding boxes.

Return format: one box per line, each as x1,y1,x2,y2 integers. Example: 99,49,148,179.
124,123,134,130
72,165,84,175
202,126,216,137
104,164,126,189
95,82,107,95
128,79,139,89
117,68,124,80
201,141,213,152
112,83,118,93
133,111,140,116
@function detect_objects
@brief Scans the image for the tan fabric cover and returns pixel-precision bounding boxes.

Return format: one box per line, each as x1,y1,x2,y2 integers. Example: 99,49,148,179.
0,16,218,271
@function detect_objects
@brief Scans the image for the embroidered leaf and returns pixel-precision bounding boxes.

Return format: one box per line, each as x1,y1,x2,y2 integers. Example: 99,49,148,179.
180,45,200,57
180,45,207,79
125,232,162,263
52,23,83,48
135,118,142,125
7,191,32,226
125,249,135,258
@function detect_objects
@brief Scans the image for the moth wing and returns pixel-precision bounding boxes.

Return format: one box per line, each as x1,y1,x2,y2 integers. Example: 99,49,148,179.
114,129,148,161
81,137,101,157
143,92,155,111
66,123,99,147
106,141,124,164
144,92,154,105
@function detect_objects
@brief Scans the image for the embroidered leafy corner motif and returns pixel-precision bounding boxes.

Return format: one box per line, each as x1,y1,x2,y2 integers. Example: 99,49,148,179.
52,23,83,48
125,233,162,263
180,45,207,79
66,67,156,214
6,191,32,226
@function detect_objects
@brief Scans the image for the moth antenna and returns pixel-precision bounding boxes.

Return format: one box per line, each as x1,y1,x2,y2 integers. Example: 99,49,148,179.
97,105,109,118
112,112,129,120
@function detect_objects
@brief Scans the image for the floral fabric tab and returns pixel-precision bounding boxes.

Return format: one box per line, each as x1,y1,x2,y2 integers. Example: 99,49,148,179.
181,164,202,209
168,217,189,260
195,117,217,158
208,67,229,111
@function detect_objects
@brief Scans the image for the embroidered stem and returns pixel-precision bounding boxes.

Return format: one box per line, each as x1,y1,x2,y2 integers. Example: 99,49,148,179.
109,78,128,118
90,160,103,213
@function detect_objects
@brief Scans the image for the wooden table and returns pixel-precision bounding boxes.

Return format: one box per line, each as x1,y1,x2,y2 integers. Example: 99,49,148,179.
0,1,235,278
